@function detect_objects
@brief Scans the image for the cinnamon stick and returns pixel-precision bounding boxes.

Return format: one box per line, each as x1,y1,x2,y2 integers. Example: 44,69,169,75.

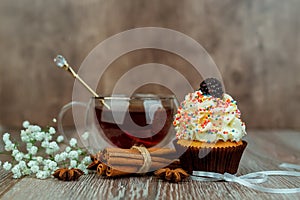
106,166,137,176
105,152,173,163
106,157,174,169
96,163,107,175
103,148,176,158
102,148,177,167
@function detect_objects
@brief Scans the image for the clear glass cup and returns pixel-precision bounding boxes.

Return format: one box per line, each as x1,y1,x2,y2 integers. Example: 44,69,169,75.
58,94,178,152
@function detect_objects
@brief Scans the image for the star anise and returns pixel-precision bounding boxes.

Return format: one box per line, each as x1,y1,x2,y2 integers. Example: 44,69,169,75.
87,154,101,170
53,168,84,181
154,168,189,183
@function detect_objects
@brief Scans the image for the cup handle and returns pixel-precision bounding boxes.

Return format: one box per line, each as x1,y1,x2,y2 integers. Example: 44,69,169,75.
57,101,87,139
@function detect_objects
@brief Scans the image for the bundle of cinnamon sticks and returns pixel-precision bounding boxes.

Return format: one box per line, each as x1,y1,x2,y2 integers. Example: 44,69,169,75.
95,147,179,177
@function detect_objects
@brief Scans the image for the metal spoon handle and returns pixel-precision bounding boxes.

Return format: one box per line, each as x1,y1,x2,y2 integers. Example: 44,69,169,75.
54,55,110,109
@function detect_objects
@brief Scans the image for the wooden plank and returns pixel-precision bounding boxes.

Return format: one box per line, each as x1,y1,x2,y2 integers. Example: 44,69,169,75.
0,169,19,198
0,130,299,199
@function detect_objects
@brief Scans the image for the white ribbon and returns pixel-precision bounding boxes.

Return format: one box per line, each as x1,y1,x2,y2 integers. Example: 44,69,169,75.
191,163,300,194
279,162,300,170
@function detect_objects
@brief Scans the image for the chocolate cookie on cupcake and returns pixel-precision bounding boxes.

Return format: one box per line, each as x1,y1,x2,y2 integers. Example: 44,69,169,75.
173,78,247,174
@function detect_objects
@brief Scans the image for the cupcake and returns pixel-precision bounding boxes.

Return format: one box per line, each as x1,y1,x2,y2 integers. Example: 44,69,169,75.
173,78,247,174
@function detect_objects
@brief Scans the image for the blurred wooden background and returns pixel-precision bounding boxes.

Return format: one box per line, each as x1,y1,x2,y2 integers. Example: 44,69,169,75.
0,0,299,130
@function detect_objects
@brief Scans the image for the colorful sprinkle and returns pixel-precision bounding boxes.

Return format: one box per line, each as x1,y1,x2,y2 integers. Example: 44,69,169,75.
173,91,246,142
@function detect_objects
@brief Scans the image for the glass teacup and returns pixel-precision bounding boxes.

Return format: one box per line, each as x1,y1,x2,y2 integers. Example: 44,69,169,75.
58,94,178,151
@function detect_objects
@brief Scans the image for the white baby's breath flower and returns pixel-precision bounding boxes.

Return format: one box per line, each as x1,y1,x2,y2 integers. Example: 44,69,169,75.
82,131,89,140
43,133,52,141
18,161,28,174
12,172,22,179
45,141,59,155
29,146,38,155
82,156,92,164
34,156,44,163
30,165,39,173
2,132,10,142
56,135,64,143
3,162,12,171
21,167,32,176
34,132,45,141
23,128,30,134
28,160,38,167
36,171,43,179
54,154,61,162
60,152,68,160
43,159,51,165
65,146,71,153
22,121,30,128
20,130,26,136
69,138,77,147
49,141,59,150
77,149,83,155
49,127,56,135
21,135,30,143
41,141,49,148
12,149,19,157
43,163,50,171
28,125,42,133
36,170,50,179
43,159,57,171
23,153,30,160
43,165,51,171
77,163,88,174
4,141,16,151
3,138,11,145
11,165,21,178
52,118,57,123
47,161,58,171
26,142,33,149
70,160,77,168
4,140,15,151
1,120,89,179
14,152,24,161
68,150,79,160
18,161,26,168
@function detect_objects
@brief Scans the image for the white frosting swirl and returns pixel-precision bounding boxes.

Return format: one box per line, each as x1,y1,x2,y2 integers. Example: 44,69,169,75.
173,91,246,142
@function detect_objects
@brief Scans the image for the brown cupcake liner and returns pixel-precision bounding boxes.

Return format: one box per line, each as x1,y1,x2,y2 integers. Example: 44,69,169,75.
173,140,247,174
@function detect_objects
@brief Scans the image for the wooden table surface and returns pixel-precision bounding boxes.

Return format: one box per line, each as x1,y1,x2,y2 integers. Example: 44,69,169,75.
0,130,300,200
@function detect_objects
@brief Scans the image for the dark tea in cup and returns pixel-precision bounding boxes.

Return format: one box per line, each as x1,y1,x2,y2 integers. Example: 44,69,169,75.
93,94,177,148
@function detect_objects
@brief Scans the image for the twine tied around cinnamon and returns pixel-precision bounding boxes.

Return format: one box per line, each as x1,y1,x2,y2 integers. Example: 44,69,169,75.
131,146,152,173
